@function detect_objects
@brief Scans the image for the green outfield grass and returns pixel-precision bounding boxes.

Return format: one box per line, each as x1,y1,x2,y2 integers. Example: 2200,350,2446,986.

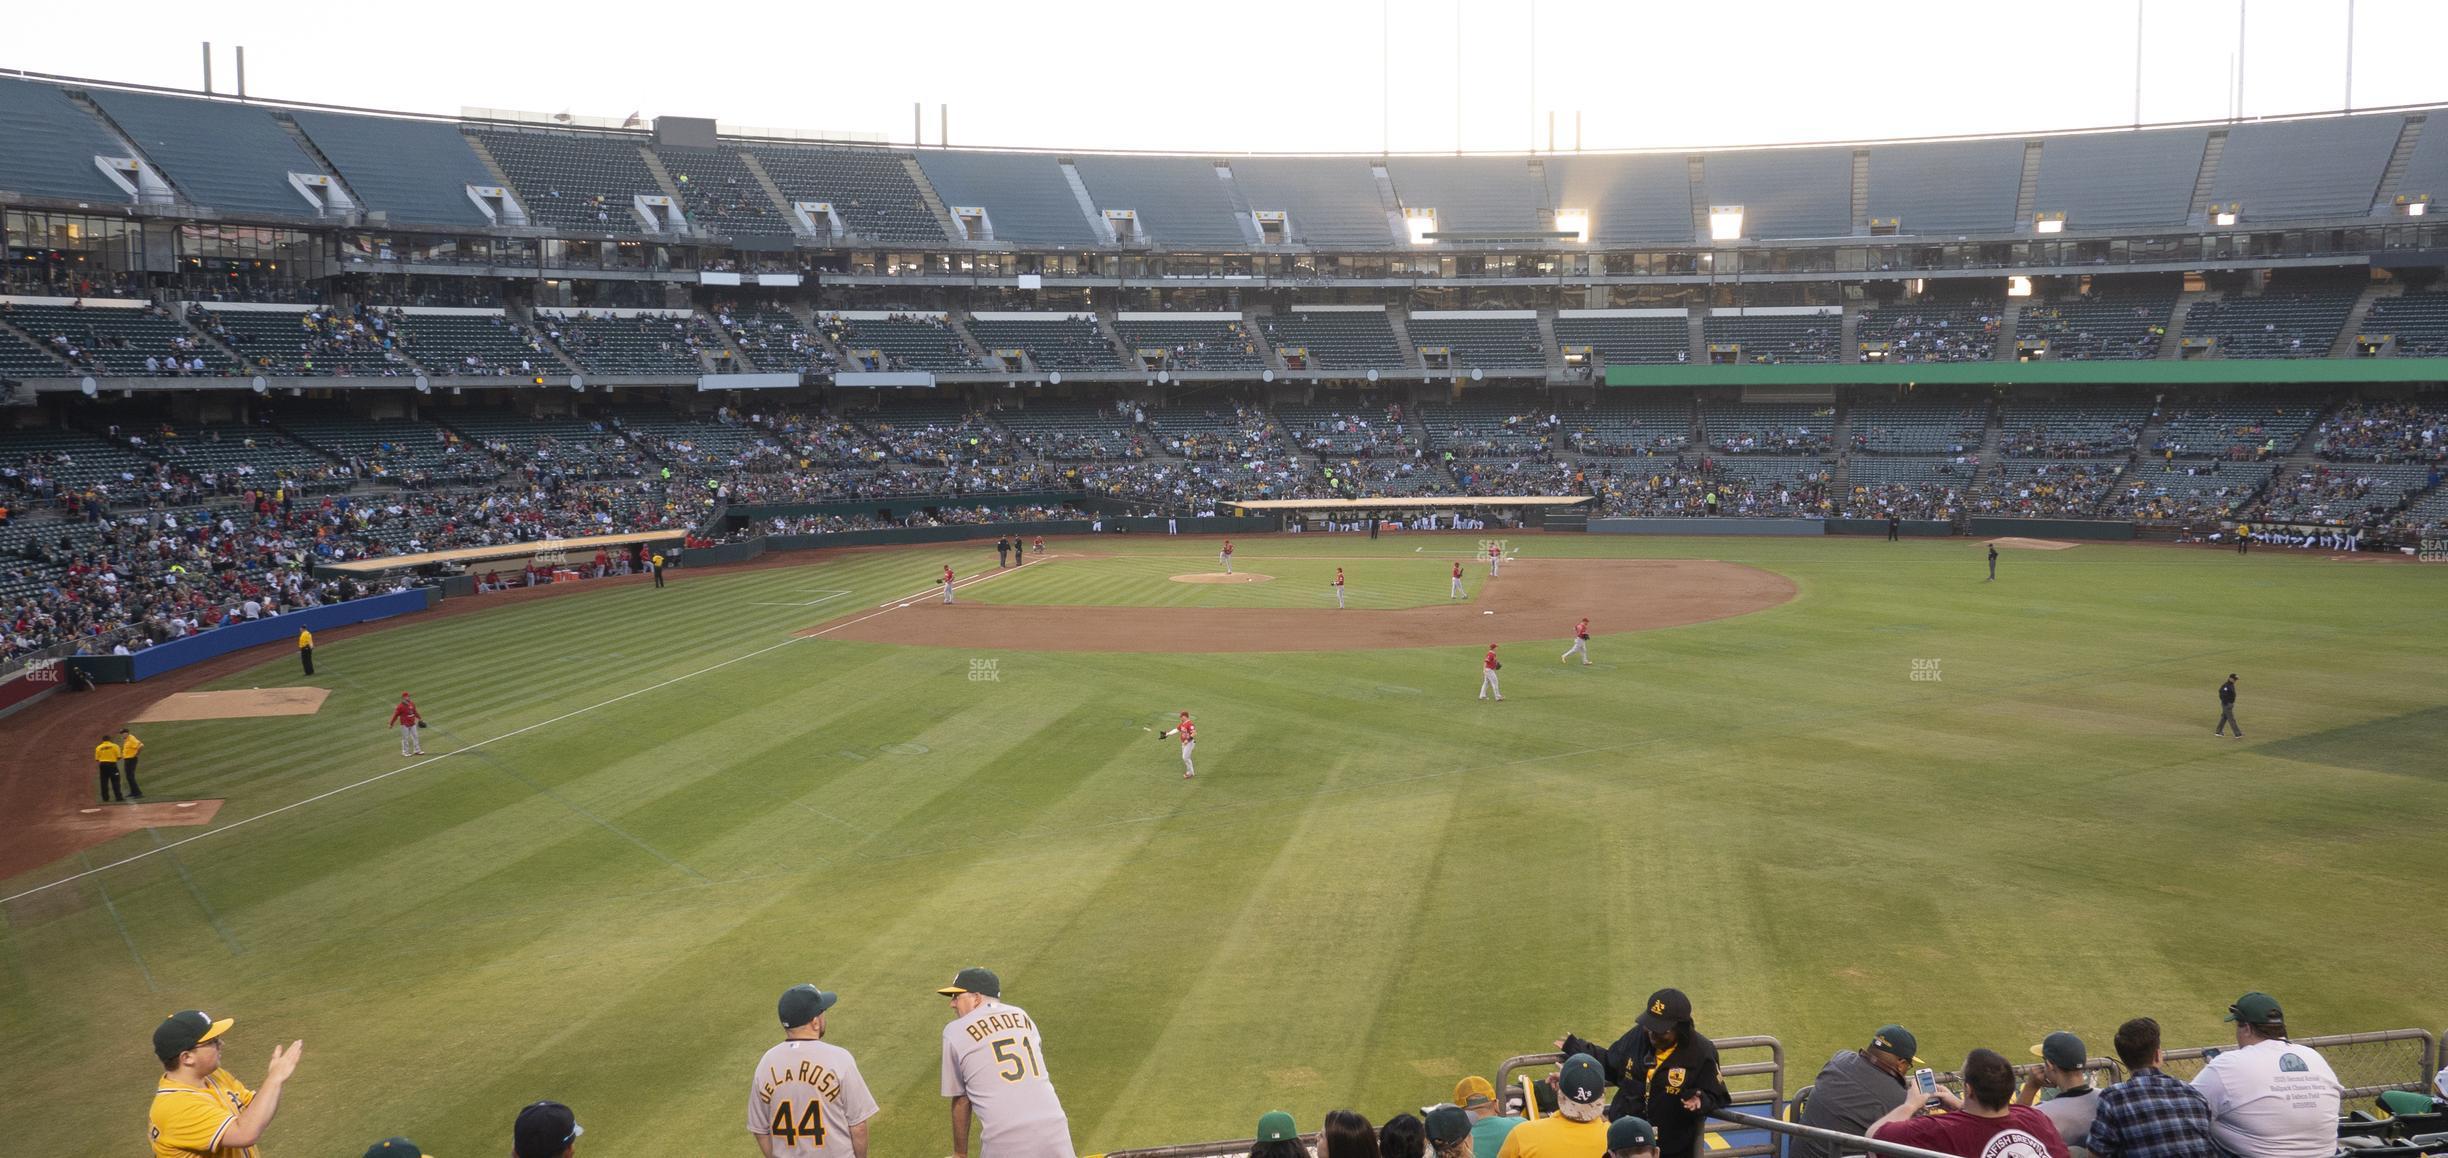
970,549,1480,609
4,534,2444,1157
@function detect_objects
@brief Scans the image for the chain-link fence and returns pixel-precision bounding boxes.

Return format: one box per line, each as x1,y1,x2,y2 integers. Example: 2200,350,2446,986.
2162,1029,2438,1104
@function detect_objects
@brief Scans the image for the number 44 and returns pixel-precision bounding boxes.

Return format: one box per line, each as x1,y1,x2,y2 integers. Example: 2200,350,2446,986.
769,1100,825,1145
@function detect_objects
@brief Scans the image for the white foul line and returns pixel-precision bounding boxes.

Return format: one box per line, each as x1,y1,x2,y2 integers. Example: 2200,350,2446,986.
0,572,986,907
749,590,853,608
874,555,1065,608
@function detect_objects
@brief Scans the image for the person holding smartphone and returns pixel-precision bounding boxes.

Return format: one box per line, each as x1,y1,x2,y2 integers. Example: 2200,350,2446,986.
1792,1025,1922,1158
1870,1049,2068,1158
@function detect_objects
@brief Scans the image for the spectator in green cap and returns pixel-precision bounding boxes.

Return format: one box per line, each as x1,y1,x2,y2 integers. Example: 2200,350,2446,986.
1794,1024,1921,1158
1249,1110,1304,1158
1496,1054,1608,1158
1426,1106,1475,1158
2193,992,2340,1158
1606,1116,1659,1158
2018,1031,2100,1145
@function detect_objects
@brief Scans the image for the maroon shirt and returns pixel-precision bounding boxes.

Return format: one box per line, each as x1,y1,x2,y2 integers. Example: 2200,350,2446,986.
1873,1105,2068,1158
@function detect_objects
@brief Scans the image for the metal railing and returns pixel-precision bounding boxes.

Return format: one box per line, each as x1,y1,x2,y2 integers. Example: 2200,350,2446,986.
1494,1036,1786,1158
1094,1028,2442,1158
2162,1028,2438,1103
1713,1109,1963,1158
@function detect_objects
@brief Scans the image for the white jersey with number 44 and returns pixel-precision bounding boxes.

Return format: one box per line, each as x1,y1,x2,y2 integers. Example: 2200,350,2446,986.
746,1038,878,1158
941,999,1077,1158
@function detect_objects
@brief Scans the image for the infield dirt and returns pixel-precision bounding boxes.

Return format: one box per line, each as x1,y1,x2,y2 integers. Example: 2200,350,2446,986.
810,556,1796,652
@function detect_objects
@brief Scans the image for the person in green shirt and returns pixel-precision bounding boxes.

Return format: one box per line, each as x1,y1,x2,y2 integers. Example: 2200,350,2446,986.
1455,1075,1525,1158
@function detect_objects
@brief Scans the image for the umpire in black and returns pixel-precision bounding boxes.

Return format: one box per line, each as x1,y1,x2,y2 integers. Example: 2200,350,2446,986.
2216,674,2242,737
1559,987,1730,1158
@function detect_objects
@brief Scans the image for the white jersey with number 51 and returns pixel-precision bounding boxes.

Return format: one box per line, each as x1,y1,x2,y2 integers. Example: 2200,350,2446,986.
941,999,1076,1158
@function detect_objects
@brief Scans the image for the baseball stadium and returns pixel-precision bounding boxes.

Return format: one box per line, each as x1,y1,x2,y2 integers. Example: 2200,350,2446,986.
1,7,2446,1158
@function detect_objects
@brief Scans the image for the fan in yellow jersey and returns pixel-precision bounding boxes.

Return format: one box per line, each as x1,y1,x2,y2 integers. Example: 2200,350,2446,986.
148,1010,303,1158
1498,1054,1610,1158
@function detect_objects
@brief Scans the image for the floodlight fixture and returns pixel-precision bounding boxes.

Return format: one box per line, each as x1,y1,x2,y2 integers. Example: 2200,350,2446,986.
1555,209,1591,244
1708,205,1745,242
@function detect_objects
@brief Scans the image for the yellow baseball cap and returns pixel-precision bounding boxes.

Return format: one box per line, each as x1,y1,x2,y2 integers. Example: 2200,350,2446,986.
1455,1076,1497,1109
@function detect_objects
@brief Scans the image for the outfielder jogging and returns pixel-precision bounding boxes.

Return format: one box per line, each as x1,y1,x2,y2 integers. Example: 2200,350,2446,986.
1562,617,1592,665
1219,539,1234,575
937,967,1076,1158
1488,541,1503,576
1451,561,1466,599
1160,712,1196,779
941,565,956,604
1333,567,1346,609
1479,644,1503,701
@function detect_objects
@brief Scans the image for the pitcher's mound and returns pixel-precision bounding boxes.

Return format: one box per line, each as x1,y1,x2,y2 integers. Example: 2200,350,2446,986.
134,687,330,722
1987,537,2079,551
1171,572,1273,584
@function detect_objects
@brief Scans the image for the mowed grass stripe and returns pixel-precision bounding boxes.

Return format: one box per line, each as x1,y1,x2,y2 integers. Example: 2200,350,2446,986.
4,538,2445,1158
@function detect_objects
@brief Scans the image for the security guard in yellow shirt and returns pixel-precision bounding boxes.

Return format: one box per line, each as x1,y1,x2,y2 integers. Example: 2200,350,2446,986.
119,728,146,798
297,628,314,676
149,1010,303,1157
95,733,129,802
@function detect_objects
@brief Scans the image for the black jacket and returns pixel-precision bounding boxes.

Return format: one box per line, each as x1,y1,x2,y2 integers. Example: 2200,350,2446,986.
2220,679,2236,705
1559,1024,1730,1158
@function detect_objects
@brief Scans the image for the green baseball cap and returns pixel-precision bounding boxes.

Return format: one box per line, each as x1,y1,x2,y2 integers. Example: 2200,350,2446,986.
1426,1106,1472,1145
778,984,838,1028
363,1139,431,1158
1870,1025,1921,1065
2032,1031,2086,1070
1608,1116,1658,1153
2225,992,2283,1026
1560,1053,1606,1106
936,966,1001,998
1256,1111,1298,1142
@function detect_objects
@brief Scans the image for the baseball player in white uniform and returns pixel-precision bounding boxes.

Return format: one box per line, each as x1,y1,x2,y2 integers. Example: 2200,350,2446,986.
1561,617,1591,665
1333,567,1346,609
1479,644,1503,701
748,984,879,1158
938,967,1076,1158
1161,712,1196,778
1451,561,1465,599
941,565,956,604
1487,542,1502,576
1219,539,1234,574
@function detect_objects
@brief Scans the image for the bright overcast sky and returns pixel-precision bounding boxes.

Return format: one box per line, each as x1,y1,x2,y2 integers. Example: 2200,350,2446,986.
10,0,2444,153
